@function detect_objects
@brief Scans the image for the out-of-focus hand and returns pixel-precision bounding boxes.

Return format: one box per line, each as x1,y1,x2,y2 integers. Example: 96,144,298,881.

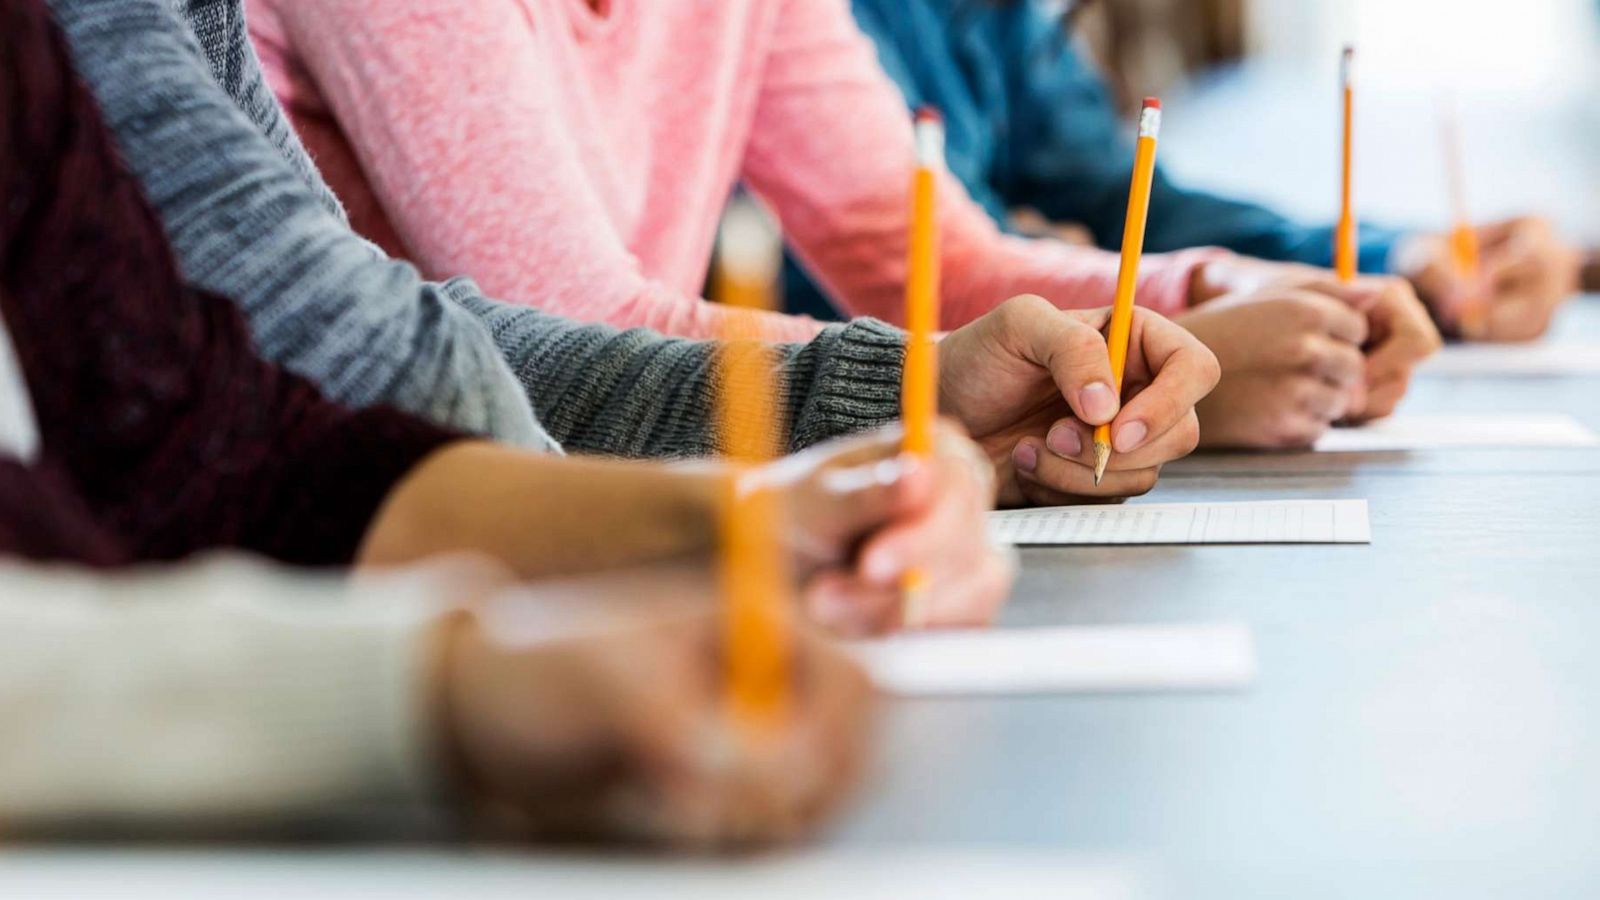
938,294,1219,508
1396,216,1581,342
436,578,878,849
1008,207,1096,246
1177,290,1369,448
1191,258,1439,423
1581,247,1600,294
753,423,1014,636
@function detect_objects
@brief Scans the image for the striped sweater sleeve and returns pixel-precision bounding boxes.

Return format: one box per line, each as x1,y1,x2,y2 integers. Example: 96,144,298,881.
50,0,556,451
58,0,909,459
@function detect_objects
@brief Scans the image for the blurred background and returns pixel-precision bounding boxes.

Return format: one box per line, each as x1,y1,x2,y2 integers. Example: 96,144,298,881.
1079,0,1600,244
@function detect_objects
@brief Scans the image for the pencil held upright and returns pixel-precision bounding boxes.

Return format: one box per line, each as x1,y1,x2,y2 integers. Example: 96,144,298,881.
714,200,792,732
901,108,943,627
1335,46,1358,283
1092,98,1162,485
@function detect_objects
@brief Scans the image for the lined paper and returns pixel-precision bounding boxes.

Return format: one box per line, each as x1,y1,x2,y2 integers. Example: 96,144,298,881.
1421,342,1600,377
849,624,1257,696
1316,414,1600,451
988,500,1371,545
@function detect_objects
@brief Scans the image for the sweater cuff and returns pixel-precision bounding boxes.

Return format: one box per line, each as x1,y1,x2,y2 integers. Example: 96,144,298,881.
1141,246,1238,315
785,318,907,451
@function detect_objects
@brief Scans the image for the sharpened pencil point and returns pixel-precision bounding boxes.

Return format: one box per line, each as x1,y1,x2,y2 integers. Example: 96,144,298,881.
1092,441,1110,486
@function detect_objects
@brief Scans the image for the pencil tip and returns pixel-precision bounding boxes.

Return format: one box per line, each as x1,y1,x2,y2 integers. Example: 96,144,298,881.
1092,442,1110,486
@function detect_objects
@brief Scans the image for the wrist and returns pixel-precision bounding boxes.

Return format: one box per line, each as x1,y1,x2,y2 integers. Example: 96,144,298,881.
1188,258,1231,307
427,606,486,808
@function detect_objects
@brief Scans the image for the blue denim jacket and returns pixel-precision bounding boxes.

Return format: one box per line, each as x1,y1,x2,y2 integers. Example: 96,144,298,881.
785,0,1406,318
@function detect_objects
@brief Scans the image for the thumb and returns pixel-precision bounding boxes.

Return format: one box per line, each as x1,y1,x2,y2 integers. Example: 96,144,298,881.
808,454,937,548
1000,296,1120,425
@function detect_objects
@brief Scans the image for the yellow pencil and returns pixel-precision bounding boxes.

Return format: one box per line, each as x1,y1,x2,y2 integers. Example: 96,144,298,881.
1335,46,1358,283
713,199,792,731
1092,97,1162,485
900,107,943,628
1440,94,1486,331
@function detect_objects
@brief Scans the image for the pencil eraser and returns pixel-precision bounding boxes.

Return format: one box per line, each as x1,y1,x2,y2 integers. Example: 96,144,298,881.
914,105,943,124
1142,97,1161,110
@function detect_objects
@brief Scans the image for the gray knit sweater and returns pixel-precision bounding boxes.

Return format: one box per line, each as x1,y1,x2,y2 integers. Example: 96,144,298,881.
51,0,905,457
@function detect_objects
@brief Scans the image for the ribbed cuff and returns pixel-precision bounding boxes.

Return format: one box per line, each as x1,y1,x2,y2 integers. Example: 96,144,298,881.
785,317,907,451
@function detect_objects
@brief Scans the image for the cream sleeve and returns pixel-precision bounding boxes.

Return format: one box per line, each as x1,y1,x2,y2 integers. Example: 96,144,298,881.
0,556,462,832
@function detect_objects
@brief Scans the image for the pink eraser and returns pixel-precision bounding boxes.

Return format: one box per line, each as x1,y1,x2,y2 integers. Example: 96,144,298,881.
1142,97,1161,110
914,105,943,124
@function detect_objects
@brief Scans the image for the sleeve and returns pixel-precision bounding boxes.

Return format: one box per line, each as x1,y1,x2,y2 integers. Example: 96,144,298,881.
738,0,1225,329
453,282,907,456
1001,20,1404,274
50,0,554,449
0,557,455,832
268,0,822,343
1,0,461,567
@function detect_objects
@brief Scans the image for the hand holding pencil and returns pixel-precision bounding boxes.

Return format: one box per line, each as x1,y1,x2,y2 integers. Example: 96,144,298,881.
714,195,1012,641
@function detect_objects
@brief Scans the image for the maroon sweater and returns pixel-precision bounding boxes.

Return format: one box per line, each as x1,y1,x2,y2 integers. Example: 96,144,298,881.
0,0,462,568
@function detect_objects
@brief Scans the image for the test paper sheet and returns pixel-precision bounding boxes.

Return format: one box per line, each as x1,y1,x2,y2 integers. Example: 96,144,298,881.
1315,414,1600,451
849,624,1257,696
988,500,1371,546
1421,342,1600,377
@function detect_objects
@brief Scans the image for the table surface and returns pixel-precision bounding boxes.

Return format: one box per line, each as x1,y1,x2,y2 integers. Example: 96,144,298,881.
829,298,1600,898
8,65,1600,899
7,311,1596,900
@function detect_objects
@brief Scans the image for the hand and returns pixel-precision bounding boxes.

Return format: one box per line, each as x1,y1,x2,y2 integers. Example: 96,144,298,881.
1396,216,1581,342
1192,258,1439,423
939,294,1220,508
1008,208,1096,246
755,423,1014,635
1178,291,1369,448
435,579,878,849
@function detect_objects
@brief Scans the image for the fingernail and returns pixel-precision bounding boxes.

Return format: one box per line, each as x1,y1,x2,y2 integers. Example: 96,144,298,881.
1012,441,1038,474
862,547,899,585
1046,423,1082,458
1114,420,1148,453
1079,382,1118,423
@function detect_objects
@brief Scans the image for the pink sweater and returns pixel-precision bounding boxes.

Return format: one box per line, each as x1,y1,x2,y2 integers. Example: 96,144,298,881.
247,0,1226,342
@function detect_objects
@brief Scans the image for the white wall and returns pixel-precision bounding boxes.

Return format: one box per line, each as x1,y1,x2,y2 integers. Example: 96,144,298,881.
1248,0,1599,91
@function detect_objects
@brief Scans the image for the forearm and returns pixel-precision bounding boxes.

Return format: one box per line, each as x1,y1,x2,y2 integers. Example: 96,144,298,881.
357,444,723,578
0,558,453,832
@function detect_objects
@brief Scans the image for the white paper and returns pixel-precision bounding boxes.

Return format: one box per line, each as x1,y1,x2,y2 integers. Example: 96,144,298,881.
0,849,1142,900
1421,342,1600,377
988,500,1371,545
1315,414,1600,451
849,624,1257,696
